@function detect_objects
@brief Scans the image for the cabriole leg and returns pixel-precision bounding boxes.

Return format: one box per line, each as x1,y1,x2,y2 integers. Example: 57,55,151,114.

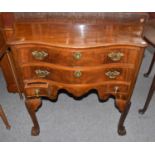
25,98,42,136
117,101,131,136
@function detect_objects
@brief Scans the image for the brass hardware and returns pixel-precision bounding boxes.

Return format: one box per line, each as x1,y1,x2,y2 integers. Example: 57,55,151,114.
105,70,120,79
34,89,40,97
35,69,50,78
74,70,82,78
108,52,124,61
73,52,82,60
140,18,144,23
32,51,48,60
114,86,119,94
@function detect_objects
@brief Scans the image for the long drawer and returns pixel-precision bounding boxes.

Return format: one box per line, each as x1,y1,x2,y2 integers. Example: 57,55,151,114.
21,64,134,84
13,44,140,66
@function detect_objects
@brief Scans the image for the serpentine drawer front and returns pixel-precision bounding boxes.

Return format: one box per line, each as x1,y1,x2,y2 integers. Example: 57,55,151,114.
21,65,134,84
0,13,148,136
14,45,140,66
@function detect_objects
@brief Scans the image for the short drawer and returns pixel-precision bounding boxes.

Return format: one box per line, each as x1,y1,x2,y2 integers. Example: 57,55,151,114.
21,65,134,84
106,84,129,94
15,44,140,66
24,82,50,98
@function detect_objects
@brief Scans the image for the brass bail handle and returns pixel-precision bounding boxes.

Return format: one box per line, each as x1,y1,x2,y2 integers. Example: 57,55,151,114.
35,69,50,78
32,51,48,60
108,52,124,61
105,70,120,79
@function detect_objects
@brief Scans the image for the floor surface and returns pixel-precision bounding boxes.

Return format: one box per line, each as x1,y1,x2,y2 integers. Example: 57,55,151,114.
0,48,154,142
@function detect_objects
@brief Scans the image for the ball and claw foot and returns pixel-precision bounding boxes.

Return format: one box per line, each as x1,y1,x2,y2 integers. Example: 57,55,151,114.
118,126,126,136
31,126,40,136
144,73,149,78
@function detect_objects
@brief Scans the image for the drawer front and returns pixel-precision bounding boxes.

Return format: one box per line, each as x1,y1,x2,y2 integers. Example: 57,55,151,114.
104,83,129,100
106,84,129,94
15,45,139,66
24,82,50,98
21,65,134,84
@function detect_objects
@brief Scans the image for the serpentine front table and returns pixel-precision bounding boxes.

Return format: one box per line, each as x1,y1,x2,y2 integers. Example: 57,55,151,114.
0,13,148,136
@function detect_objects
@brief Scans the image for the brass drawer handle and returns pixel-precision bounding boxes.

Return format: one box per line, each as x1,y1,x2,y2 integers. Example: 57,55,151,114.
108,52,124,61
114,86,119,94
73,52,82,60
74,70,82,78
32,51,48,60
35,69,50,78
105,70,120,79
34,88,40,97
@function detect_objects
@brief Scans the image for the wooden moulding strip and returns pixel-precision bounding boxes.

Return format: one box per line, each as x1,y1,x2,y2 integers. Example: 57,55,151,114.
21,62,135,70
6,50,23,99
24,79,131,87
